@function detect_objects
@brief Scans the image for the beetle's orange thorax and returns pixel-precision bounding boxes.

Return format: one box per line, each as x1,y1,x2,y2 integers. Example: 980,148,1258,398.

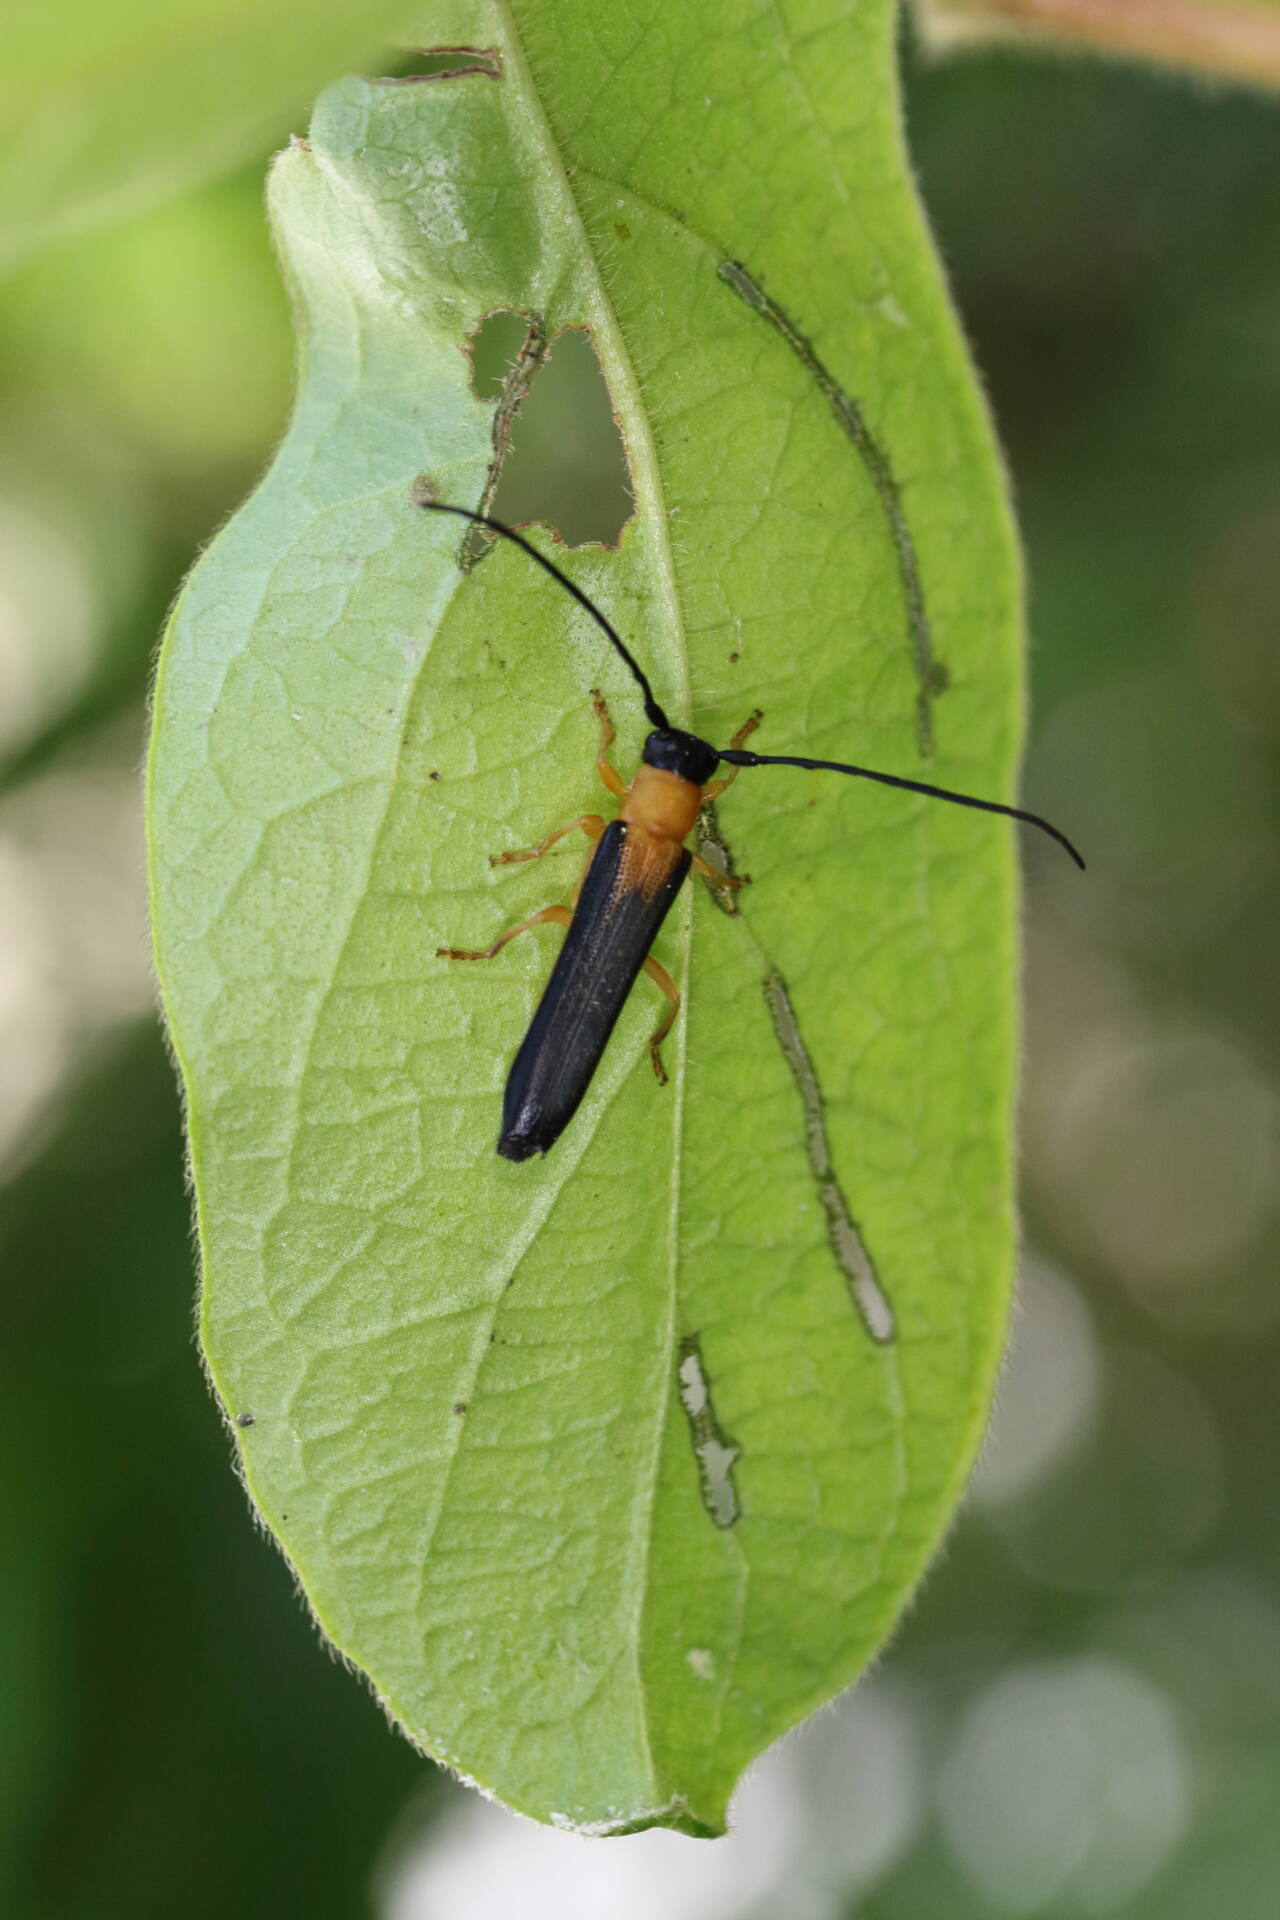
621,765,703,845
614,766,704,902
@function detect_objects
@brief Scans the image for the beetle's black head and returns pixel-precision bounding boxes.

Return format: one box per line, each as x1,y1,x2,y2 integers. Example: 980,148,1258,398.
642,727,721,788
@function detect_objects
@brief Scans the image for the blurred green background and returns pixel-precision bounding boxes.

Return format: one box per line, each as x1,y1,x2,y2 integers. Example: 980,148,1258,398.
3,19,1279,1920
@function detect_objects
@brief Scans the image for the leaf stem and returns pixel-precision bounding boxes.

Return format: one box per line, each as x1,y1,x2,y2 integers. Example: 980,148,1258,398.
920,0,1280,90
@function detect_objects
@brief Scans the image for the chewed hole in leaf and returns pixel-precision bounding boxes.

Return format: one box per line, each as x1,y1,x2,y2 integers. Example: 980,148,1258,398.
468,314,633,550
375,47,502,82
678,1335,741,1529
470,310,537,402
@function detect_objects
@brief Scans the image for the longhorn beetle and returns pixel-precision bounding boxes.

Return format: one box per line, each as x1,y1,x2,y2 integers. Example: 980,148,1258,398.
422,499,1083,1162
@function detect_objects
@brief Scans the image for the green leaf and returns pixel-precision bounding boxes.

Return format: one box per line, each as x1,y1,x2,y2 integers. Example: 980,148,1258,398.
148,0,1024,1834
0,0,417,272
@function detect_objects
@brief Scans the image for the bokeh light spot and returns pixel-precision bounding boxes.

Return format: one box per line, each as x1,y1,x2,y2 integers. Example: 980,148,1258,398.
937,1657,1191,1914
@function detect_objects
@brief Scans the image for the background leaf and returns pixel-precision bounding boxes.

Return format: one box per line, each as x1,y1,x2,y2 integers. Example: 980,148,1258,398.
0,0,419,273
148,0,1025,1833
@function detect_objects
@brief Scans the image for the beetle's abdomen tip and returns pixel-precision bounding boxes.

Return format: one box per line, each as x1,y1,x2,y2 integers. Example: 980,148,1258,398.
497,1130,546,1163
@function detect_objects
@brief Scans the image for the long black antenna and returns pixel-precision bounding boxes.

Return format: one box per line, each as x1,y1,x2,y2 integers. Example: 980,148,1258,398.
417,496,672,731
419,492,1083,870
718,748,1085,869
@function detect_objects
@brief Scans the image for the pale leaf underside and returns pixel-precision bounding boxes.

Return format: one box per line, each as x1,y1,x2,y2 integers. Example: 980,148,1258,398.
148,0,1023,1833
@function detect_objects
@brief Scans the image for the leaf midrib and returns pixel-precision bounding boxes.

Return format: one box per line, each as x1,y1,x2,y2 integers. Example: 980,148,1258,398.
489,0,697,1807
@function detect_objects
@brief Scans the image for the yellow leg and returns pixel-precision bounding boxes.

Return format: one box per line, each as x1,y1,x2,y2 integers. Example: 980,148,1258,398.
590,689,627,799
438,903,573,963
489,686,623,870
490,814,605,869
701,708,763,801
642,954,681,1084
729,707,764,751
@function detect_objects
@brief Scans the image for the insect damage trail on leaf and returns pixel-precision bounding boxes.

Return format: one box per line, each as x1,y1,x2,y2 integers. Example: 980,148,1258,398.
718,258,943,758
677,1334,741,1528
464,310,549,569
694,798,745,917
765,969,896,1344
